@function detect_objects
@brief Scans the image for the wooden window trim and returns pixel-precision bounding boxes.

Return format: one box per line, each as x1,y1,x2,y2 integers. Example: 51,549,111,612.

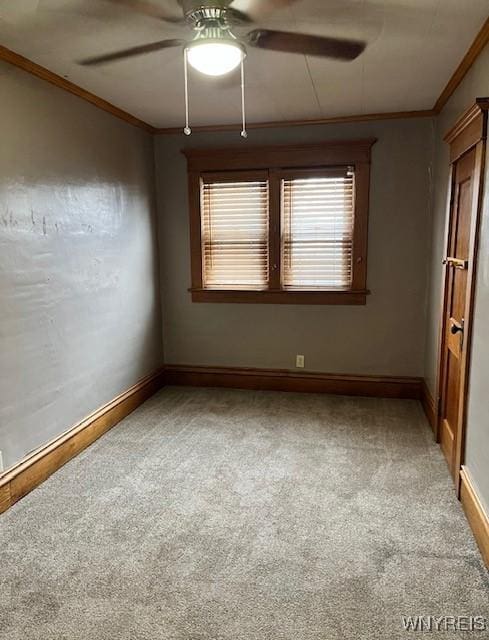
184,139,376,305
189,289,369,305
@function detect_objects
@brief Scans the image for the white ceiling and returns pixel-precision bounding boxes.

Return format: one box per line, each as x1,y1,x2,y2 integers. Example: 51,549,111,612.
0,0,487,128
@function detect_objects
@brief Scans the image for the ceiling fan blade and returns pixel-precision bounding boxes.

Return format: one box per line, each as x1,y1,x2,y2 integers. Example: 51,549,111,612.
227,7,253,24
79,39,185,66
104,0,183,23
230,0,298,20
247,29,366,60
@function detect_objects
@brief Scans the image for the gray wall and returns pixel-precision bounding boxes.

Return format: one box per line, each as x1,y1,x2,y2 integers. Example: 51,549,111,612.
423,43,489,511
467,147,489,513
155,118,433,376
0,63,163,470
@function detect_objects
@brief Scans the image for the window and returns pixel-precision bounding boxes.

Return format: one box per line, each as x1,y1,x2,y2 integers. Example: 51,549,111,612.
201,174,269,290
281,169,354,290
184,139,375,304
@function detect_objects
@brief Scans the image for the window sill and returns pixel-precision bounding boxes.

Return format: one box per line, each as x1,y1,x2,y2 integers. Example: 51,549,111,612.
189,288,369,305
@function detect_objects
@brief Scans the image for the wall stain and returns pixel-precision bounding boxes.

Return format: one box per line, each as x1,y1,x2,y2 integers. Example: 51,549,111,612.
1,208,19,229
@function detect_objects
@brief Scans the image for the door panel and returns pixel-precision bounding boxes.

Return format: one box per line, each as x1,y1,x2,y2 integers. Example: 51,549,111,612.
439,147,475,477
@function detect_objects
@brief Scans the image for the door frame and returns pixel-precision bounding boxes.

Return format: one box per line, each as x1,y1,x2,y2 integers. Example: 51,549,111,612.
436,98,488,493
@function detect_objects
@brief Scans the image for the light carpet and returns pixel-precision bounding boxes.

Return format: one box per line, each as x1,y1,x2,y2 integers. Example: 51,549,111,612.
1,386,488,639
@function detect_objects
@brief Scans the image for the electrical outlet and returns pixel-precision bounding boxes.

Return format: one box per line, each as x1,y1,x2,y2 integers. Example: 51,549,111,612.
296,354,305,368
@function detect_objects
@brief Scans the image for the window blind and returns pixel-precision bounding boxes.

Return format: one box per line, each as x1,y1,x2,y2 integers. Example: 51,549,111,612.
281,170,355,290
201,178,269,289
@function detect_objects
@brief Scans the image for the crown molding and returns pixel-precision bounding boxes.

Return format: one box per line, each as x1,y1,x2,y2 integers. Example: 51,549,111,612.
156,109,435,135
434,17,489,114
0,45,157,134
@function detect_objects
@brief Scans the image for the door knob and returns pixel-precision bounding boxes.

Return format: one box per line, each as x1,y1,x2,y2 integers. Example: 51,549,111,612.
450,320,464,335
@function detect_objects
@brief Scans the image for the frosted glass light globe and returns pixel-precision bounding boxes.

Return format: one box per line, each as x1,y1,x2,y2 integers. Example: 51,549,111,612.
186,42,244,76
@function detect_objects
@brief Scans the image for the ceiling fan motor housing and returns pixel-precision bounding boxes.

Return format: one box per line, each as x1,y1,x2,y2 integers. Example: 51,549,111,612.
187,23,246,62
182,1,233,21
184,2,246,56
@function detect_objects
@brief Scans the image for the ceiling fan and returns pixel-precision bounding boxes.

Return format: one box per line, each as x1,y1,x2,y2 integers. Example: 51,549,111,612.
79,0,367,136
79,0,366,72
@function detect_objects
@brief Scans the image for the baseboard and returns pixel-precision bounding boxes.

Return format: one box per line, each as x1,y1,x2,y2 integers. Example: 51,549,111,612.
460,467,489,568
164,365,422,399
0,369,164,515
421,378,437,434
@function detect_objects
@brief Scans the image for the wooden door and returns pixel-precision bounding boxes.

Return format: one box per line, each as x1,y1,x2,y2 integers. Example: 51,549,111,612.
438,148,475,476
437,99,488,488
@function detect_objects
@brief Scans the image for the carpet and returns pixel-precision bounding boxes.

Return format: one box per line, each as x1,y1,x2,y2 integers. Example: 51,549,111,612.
1,387,488,639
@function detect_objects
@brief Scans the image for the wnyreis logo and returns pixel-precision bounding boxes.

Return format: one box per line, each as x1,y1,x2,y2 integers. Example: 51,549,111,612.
402,616,487,632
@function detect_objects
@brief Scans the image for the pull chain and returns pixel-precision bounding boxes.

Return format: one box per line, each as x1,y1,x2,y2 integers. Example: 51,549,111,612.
240,58,247,139
183,48,191,136
183,49,247,139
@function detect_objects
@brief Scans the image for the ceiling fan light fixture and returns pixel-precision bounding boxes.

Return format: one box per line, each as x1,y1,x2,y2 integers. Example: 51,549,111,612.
186,40,245,76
